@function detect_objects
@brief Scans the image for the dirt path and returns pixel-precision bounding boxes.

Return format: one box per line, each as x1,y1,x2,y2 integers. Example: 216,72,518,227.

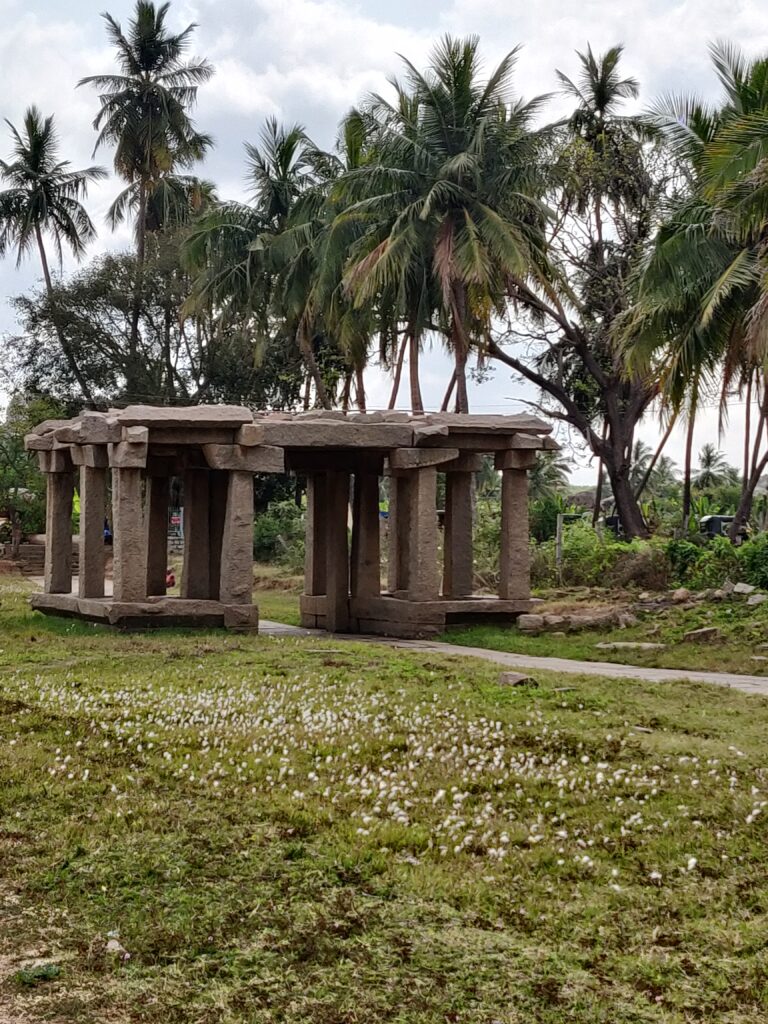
259,621,768,698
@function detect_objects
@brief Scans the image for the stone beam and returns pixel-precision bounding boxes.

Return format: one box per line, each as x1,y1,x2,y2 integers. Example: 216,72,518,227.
202,443,284,473
109,440,148,469
70,444,109,469
388,447,460,471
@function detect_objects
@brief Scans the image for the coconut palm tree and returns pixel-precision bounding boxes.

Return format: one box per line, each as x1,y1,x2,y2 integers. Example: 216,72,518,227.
79,0,213,396
339,36,549,413
528,451,571,502
0,107,106,404
695,442,731,489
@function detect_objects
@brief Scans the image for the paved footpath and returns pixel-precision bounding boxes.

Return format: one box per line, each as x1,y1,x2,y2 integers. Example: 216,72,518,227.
259,621,768,698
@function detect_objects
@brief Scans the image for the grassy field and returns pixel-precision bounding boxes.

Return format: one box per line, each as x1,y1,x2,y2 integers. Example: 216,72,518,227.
1,579,768,1022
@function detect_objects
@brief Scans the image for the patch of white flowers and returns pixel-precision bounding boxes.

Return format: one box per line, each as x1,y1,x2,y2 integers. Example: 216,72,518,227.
6,648,764,885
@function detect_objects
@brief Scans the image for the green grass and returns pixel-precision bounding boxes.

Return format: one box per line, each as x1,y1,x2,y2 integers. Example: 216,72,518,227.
1,579,768,1022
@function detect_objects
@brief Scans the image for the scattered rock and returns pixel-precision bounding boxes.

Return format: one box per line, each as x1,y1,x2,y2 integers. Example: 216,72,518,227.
747,593,767,606
711,589,727,601
596,641,666,651
734,582,756,595
517,613,544,632
672,588,691,603
751,656,768,663
722,580,736,594
543,614,567,628
617,612,639,627
682,626,720,643
637,591,653,602
498,672,537,687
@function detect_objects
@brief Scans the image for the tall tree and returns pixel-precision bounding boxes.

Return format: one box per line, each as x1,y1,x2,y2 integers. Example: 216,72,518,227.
340,36,548,413
0,108,106,406
488,44,660,537
79,0,213,398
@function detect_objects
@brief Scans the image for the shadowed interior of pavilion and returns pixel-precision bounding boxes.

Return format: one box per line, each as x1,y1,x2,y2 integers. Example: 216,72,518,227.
25,406,557,638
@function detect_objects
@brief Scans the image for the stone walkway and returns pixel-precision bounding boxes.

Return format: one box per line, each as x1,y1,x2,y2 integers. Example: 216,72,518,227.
259,621,768,698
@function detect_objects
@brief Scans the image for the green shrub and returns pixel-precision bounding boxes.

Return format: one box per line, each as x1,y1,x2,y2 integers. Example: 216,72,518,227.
687,535,742,589
533,522,617,588
607,539,672,590
664,538,704,585
738,532,768,589
253,500,305,569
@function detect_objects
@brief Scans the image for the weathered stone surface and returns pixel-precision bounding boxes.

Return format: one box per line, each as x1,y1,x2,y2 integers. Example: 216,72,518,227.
223,604,259,631
388,447,459,470
123,425,149,444
44,471,75,594
24,433,54,450
499,469,529,601
734,582,756,595
70,444,109,469
181,469,211,599
518,613,545,631
112,468,147,602
412,424,450,444
406,467,440,601
672,587,691,602
235,423,266,447
108,440,148,469
350,473,380,598
494,450,538,471
543,614,567,628
443,472,474,598
722,580,736,594
202,443,284,473
78,465,106,599
499,671,537,686
304,474,327,597
219,471,254,605
119,404,252,427
37,449,73,474
261,421,414,449
596,641,666,651
748,593,767,606
683,626,720,642
325,471,351,631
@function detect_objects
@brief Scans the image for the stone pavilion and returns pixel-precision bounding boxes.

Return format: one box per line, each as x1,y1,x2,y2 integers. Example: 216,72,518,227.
25,405,557,637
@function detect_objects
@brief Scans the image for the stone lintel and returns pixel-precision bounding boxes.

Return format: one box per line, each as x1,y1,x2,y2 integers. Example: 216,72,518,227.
25,433,54,451
413,424,450,445
118,404,252,428
202,443,284,473
147,427,237,446
495,450,538,471
261,421,414,449
388,447,460,471
55,416,121,445
108,440,148,469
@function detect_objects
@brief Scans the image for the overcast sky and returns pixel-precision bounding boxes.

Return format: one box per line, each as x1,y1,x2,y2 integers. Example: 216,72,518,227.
1,0,767,482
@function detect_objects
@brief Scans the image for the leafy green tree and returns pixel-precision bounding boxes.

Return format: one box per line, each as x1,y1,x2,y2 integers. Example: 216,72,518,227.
695,442,732,489
79,0,213,396
0,108,106,405
529,451,571,502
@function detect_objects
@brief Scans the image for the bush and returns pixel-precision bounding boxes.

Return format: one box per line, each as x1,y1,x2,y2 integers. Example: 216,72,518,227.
533,522,617,588
687,535,742,589
253,500,305,569
738,532,768,589
607,540,672,590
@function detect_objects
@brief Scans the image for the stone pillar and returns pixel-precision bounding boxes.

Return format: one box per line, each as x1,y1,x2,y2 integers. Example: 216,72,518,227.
219,471,254,605
181,469,211,599
44,470,74,594
407,467,439,601
112,468,147,602
387,474,410,595
499,468,530,600
78,465,106,598
325,471,350,632
304,474,327,596
351,473,380,597
208,470,229,602
443,472,474,598
145,476,170,597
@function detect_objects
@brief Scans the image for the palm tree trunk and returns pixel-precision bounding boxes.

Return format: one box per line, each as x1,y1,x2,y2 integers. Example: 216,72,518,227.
340,370,353,412
34,224,95,406
355,367,366,412
408,328,424,414
297,323,331,409
128,179,148,400
744,371,753,485
634,409,678,500
592,419,607,526
388,335,407,409
681,388,698,534
440,370,457,412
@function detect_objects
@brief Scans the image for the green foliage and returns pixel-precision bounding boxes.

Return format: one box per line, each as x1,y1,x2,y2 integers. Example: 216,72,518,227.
253,499,305,570
529,495,581,543
664,539,704,584
685,535,742,589
737,532,768,590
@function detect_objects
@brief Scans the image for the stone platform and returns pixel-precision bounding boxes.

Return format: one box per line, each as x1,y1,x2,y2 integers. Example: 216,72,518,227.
31,593,260,630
